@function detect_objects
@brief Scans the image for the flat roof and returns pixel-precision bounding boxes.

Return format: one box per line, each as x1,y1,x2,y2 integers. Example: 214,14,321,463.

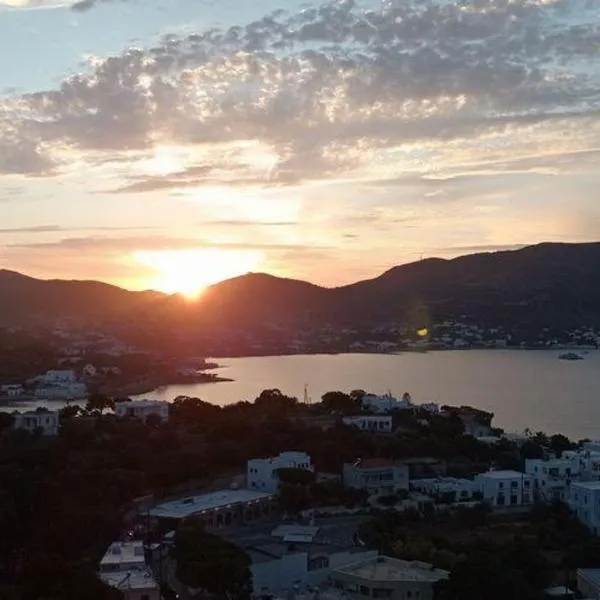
578,569,600,587
99,568,158,591
334,556,448,583
350,458,403,469
149,489,273,519
573,481,600,491
479,470,529,479
100,541,145,567
272,525,320,538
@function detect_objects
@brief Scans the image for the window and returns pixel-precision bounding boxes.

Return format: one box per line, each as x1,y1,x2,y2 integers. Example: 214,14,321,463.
360,585,370,596
372,589,392,598
499,482,504,489
497,493,505,505
510,495,518,505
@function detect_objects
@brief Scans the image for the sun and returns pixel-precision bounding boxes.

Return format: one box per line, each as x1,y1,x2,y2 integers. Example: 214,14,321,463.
133,248,264,299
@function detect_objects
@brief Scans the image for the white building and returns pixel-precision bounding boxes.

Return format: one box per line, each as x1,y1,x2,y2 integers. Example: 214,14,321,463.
0,384,24,397
474,470,533,508
250,525,378,597
342,415,393,434
39,369,77,384
419,403,440,414
330,556,449,600
247,451,313,493
577,568,600,599
12,410,59,436
411,477,477,503
115,400,169,423
98,541,160,600
526,458,580,502
34,382,87,400
568,481,600,535
343,459,409,495
149,489,277,528
361,393,413,414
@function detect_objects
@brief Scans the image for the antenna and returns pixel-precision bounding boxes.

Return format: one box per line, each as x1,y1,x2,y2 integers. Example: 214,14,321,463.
303,384,311,404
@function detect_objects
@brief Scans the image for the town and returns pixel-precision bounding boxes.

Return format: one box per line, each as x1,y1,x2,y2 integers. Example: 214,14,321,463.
4,388,600,600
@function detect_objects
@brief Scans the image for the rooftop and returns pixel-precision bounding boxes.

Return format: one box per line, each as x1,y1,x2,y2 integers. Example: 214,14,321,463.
149,489,274,519
99,568,158,591
117,399,167,407
572,481,600,491
333,556,449,583
578,568,600,587
479,470,530,479
99,541,145,568
350,458,403,469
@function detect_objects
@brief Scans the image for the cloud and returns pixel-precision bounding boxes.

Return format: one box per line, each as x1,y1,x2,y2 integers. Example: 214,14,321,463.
0,0,116,10
3,234,328,252
2,0,600,183
0,225,156,234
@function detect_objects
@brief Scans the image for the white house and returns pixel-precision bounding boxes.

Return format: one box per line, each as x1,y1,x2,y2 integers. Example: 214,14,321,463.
251,534,377,597
331,556,449,600
98,541,160,600
343,458,409,495
361,392,413,414
39,369,77,384
0,384,24,397
568,481,600,535
34,382,87,400
411,477,478,503
115,399,169,423
12,410,59,436
342,415,393,434
526,458,580,502
474,470,533,508
247,451,313,493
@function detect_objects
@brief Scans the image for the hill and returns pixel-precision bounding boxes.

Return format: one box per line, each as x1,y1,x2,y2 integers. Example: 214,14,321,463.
1,242,599,332
0,269,168,327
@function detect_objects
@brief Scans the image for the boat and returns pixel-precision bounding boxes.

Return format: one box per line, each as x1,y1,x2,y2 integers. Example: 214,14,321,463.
558,352,584,361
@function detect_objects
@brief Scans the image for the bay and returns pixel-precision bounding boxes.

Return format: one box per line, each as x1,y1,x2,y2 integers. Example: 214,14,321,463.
134,350,600,441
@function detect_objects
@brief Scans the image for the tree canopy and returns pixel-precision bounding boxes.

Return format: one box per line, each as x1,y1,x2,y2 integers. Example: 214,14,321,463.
172,518,251,600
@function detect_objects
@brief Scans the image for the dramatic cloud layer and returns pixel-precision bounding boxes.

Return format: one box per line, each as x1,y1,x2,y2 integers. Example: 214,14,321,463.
2,0,600,187
1,0,599,289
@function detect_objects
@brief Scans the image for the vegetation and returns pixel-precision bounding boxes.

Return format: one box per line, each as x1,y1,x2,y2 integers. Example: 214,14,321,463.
0,388,586,598
359,501,597,598
172,518,251,599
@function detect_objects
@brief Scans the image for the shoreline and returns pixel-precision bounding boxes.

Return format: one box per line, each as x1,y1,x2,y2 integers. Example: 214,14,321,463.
100,373,233,398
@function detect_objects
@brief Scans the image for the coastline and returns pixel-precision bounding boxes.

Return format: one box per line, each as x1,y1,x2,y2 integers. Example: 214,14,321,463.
100,372,233,397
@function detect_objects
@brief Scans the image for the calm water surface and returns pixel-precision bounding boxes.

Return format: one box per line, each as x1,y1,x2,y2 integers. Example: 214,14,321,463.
135,351,600,440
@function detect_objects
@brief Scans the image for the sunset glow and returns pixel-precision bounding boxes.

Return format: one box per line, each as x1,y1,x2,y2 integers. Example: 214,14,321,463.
133,248,264,298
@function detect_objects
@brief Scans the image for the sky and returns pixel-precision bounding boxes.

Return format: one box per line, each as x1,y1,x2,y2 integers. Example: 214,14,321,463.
0,0,599,294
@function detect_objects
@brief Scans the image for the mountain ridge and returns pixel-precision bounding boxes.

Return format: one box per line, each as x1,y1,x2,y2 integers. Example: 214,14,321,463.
1,241,599,330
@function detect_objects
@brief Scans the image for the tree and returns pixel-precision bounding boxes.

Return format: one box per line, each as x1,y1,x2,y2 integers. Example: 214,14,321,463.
85,393,114,414
550,434,576,457
277,467,316,486
321,391,358,414
59,405,81,420
172,518,252,600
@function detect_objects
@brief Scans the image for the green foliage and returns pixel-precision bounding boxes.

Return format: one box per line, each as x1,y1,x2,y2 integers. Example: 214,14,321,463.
441,541,552,600
173,518,252,599
277,467,316,486
321,390,359,414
